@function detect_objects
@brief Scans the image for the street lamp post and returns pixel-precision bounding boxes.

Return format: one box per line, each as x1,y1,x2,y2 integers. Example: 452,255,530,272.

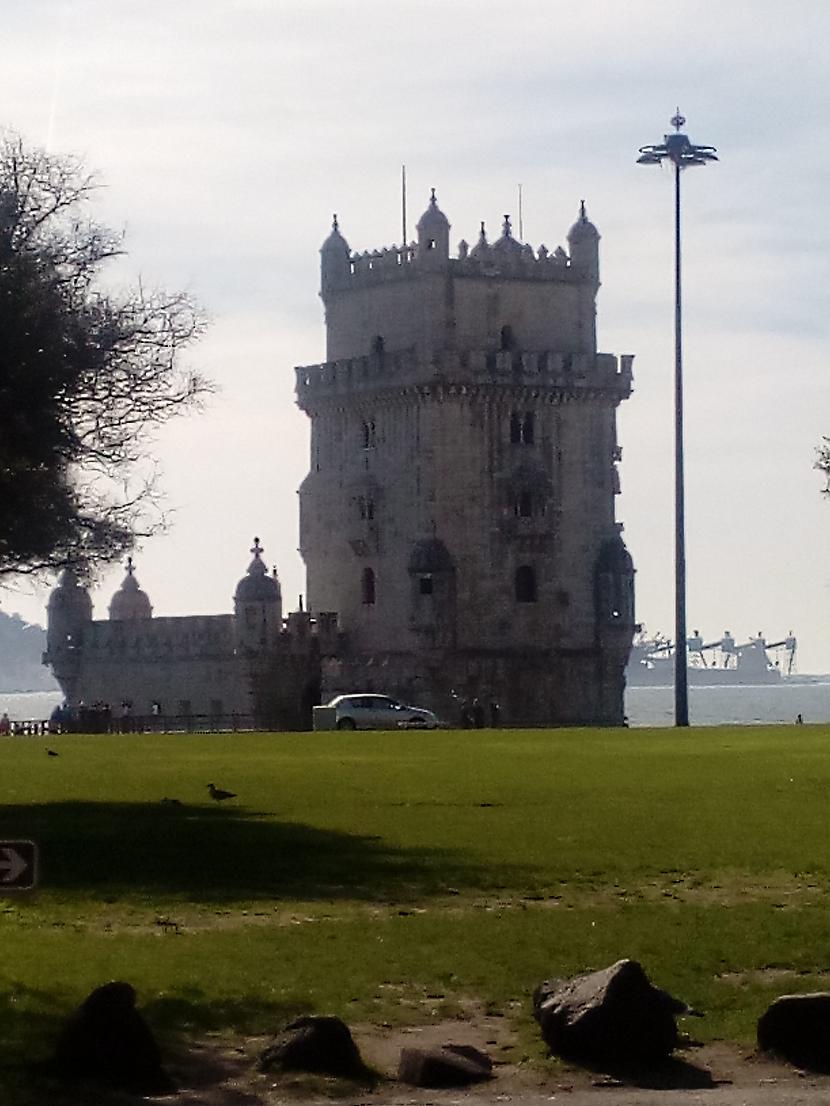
637,113,717,728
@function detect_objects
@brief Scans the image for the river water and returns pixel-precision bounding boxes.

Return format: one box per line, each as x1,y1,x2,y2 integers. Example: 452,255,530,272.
4,682,830,729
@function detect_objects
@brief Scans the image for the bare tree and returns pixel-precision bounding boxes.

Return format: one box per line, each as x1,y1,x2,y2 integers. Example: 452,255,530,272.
0,131,211,578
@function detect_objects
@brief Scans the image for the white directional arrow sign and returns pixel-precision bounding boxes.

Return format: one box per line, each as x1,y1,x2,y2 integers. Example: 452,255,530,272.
0,848,27,882
0,841,38,890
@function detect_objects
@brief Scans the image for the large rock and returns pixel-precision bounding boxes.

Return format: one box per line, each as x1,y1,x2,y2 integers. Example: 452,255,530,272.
533,959,696,1064
53,981,173,1093
398,1043,493,1087
758,993,830,1070
259,1015,367,1078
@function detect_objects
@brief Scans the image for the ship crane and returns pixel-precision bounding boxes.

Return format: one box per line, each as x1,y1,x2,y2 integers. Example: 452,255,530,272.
686,630,727,667
764,632,798,675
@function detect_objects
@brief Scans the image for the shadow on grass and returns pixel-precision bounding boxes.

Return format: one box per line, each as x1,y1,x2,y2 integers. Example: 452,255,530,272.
0,800,528,902
0,984,303,1106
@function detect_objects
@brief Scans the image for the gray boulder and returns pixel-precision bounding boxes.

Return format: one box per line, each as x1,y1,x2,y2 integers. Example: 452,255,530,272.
52,981,173,1093
534,959,697,1064
758,993,830,1071
259,1014,368,1078
398,1043,493,1087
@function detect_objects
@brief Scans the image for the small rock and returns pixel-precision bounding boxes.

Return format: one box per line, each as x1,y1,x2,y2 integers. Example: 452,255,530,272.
52,981,173,1093
398,1043,493,1087
758,993,830,1071
259,1014,368,1078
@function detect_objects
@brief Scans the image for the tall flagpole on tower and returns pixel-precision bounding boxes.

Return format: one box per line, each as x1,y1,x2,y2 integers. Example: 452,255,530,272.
401,164,407,247
518,183,523,240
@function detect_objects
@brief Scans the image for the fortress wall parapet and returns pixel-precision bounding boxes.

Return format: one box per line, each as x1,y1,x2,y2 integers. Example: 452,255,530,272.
83,615,236,659
77,611,335,661
296,349,633,406
325,243,581,293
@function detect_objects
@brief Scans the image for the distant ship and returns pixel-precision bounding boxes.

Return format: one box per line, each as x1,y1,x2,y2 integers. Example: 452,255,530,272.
626,629,797,687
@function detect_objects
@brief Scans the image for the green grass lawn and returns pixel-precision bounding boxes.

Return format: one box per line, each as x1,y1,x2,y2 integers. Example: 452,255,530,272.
2,724,830,1088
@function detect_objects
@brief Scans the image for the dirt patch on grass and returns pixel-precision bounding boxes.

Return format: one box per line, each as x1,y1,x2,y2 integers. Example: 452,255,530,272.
148,1031,830,1106
22,1023,830,1105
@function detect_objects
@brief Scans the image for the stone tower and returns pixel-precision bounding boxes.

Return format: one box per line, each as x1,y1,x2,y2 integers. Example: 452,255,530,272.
296,192,635,725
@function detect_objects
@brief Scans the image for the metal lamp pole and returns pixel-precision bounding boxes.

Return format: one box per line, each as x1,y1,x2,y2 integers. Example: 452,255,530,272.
637,113,717,728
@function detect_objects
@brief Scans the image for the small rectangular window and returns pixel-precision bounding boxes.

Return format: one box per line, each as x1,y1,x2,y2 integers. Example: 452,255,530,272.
419,575,434,595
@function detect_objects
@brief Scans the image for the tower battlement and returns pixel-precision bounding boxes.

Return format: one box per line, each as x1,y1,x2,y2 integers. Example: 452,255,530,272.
324,238,588,294
296,349,632,406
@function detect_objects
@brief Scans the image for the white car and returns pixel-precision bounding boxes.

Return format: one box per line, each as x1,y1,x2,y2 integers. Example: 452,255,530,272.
327,693,439,730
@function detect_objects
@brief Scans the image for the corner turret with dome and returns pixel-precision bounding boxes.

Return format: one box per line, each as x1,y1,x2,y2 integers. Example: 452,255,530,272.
320,214,351,293
234,537,283,651
46,569,93,700
109,557,153,621
567,200,600,283
416,188,450,264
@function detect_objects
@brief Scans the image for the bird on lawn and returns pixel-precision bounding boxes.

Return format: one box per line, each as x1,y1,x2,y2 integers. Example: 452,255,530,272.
46,748,59,757
207,782,237,802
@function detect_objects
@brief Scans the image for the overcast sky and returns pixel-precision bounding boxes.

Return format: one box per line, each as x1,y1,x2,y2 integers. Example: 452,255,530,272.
2,0,830,673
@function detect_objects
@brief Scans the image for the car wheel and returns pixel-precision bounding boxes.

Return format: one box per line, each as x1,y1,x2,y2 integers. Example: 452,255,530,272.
337,717,356,731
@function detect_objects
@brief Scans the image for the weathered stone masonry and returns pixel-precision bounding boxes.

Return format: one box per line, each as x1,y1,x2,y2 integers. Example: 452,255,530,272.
297,193,635,725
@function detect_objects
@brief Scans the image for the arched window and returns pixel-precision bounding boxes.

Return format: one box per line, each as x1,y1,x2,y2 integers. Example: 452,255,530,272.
522,412,535,444
515,565,537,603
510,411,522,444
500,325,516,351
362,567,376,605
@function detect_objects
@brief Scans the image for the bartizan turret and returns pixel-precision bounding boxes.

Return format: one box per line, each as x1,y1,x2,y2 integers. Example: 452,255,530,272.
45,568,92,701
320,214,351,295
567,200,600,286
416,188,450,268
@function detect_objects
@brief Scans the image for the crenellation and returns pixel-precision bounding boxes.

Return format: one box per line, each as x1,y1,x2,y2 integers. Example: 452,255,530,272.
297,348,632,407
328,234,581,295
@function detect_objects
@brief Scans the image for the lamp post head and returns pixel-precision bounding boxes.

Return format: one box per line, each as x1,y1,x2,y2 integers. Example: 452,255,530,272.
637,112,718,169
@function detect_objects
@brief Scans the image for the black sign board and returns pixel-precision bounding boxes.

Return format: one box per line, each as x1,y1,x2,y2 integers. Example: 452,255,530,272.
0,840,38,891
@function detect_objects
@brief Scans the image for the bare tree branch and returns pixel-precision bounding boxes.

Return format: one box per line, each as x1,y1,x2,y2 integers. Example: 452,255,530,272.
0,131,211,580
